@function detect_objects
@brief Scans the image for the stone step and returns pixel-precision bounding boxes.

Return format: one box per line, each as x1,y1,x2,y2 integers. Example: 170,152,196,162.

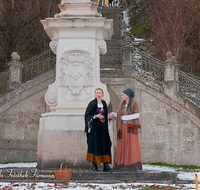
0,168,178,181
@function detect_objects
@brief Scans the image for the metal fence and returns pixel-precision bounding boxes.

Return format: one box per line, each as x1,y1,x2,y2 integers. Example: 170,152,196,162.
100,47,122,69
0,49,56,97
132,48,164,85
133,48,200,106
178,69,200,106
22,49,56,83
0,70,9,96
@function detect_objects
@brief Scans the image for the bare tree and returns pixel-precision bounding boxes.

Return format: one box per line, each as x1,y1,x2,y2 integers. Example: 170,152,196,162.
0,0,60,72
150,0,200,74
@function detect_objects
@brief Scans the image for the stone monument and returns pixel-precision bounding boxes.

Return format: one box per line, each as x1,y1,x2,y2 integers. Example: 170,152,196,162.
37,0,113,169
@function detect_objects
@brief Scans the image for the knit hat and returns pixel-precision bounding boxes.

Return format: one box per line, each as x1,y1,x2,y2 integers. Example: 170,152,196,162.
120,88,135,114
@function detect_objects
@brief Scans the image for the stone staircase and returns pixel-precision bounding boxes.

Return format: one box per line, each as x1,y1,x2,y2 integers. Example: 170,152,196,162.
0,6,199,169
0,167,180,184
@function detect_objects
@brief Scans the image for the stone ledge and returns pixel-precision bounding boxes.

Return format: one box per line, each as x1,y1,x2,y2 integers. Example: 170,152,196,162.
0,168,178,181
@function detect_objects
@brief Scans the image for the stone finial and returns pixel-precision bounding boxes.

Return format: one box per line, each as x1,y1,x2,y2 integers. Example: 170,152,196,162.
11,52,20,61
165,51,177,65
171,55,177,63
166,51,172,60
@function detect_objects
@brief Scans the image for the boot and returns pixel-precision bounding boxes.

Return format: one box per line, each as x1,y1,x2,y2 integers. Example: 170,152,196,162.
103,163,114,172
92,162,99,172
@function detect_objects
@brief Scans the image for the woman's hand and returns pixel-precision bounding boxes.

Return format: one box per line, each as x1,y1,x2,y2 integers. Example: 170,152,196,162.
120,116,122,120
109,113,114,119
96,113,105,120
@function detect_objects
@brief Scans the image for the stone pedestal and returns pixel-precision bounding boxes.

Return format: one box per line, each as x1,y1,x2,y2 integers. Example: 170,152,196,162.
37,0,113,169
163,51,178,99
122,36,134,77
8,52,23,91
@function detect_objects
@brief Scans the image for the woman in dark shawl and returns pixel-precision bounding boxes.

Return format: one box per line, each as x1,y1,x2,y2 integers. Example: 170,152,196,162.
85,88,113,172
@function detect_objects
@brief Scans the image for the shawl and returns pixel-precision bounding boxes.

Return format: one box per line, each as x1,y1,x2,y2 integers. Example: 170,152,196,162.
116,98,141,132
84,98,108,139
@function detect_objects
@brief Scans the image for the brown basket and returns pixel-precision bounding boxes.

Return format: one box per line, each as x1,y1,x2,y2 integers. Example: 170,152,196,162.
54,162,73,180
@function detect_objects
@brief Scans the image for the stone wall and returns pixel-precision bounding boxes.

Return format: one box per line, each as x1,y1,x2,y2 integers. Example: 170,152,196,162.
134,72,200,166
0,5,200,167
0,71,54,163
0,65,200,166
102,68,200,166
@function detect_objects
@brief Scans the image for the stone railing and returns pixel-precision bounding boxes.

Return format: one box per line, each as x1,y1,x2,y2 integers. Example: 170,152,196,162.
133,48,200,107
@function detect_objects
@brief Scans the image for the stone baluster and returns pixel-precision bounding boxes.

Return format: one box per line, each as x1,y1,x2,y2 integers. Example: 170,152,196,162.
8,52,23,91
163,51,179,98
164,51,175,81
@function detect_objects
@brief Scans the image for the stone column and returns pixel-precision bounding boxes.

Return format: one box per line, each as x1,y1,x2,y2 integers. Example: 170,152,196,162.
163,51,179,98
37,0,113,169
8,52,23,91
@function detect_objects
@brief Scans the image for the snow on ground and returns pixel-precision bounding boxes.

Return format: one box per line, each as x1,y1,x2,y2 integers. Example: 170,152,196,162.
0,182,197,190
0,163,198,189
123,9,130,28
0,162,37,168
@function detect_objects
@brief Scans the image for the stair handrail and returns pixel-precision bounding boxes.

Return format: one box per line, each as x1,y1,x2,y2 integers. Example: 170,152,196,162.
132,48,165,84
133,48,200,106
0,49,56,97
21,49,56,83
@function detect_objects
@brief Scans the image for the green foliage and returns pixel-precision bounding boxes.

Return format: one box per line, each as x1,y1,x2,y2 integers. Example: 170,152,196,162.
128,0,151,39
131,23,150,39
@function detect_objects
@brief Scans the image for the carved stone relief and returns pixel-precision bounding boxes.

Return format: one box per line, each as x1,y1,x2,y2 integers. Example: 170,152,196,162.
59,51,94,100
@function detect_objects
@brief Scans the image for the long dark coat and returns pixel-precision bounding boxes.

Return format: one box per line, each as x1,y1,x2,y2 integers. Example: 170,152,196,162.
85,98,112,164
